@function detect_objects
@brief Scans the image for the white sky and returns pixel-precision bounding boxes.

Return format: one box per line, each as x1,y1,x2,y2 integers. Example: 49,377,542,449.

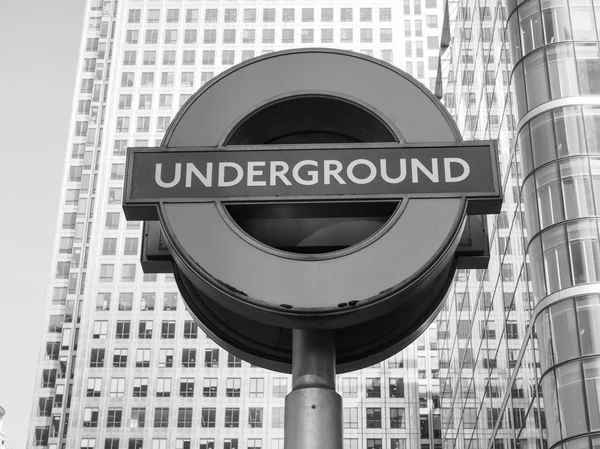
0,1,85,446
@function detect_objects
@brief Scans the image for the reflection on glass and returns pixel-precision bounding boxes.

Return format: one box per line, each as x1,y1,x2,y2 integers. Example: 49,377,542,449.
591,160,600,214
556,361,587,437
541,370,562,444
524,50,550,110
550,300,578,363
512,63,528,119
576,44,600,94
583,107,600,153
570,0,597,41
523,175,540,234
561,158,594,218
584,358,600,430
542,0,571,43
542,225,572,292
520,1,544,54
519,124,534,176
567,219,600,284
531,112,557,167
536,163,564,228
576,296,600,356
555,107,585,157
528,236,547,300
547,45,579,100
535,309,554,372
509,13,522,63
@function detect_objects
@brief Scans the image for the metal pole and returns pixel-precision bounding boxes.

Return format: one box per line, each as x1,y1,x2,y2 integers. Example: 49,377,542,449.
284,329,343,449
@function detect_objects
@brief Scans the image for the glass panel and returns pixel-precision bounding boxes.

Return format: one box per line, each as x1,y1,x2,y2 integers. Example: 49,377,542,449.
583,107,600,153
550,300,579,363
524,51,550,110
584,358,600,430
547,45,579,99
567,219,600,284
542,225,572,293
535,309,554,372
541,0,572,43
523,175,540,235
512,64,528,119
509,13,522,63
536,163,564,228
560,158,594,218
530,112,557,167
570,0,597,40
528,236,547,300
541,370,562,445
576,44,600,95
576,295,600,355
591,159,600,214
519,0,544,54
556,361,588,437
519,124,534,177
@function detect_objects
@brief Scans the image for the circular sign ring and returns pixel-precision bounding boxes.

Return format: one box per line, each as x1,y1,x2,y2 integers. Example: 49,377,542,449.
159,49,465,329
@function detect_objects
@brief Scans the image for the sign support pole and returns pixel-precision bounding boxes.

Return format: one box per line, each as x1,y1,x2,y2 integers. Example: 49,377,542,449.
284,329,343,449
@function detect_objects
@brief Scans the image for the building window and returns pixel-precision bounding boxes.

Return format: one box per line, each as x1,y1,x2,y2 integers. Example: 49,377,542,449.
282,29,294,43
183,320,198,338
201,408,216,427
205,9,217,22
262,29,275,43
205,348,219,367
380,29,392,42
115,320,130,339
272,378,288,397
341,378,358,397
366,378,381,397
380,8,392,21
180,378,195,397
178,408,193,428
226,378,241,397
131,408,145,428
184,30,197,44
366,408,382,428
133,378,148,397
225,408,240,427
107,408,122,428
182,348,196,367
129,439,144,449
136,349,151,367
506,321,519,339
389,378,405,398
161,320,176,339
321,29,333,43
249,407,263,427
109,378,125,398
141,293,155,310
341,29,353,43
158,349,174,368
203,378,218,397
343,407,358,429
250,377,264,397
86,377,101,396
113,349,128,368
390,408,406,428
367,440,382,449
301,29,314,43
341,8,353,21
361,28,373,43
186,9,199,23
154,408,169,427
93,320,108,339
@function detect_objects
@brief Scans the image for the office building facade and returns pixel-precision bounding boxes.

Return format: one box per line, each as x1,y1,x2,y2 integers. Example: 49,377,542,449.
27,1,445,449
438,0,600,448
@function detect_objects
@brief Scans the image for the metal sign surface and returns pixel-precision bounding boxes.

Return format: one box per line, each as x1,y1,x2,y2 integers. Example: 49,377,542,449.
125,142,500,219
122,48,503,373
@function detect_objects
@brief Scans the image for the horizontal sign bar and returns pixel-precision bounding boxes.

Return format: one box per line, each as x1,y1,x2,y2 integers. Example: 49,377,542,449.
124,142,501,219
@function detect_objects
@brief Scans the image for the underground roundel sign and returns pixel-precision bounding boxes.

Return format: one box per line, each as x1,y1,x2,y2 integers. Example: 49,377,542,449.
123,49,502,373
